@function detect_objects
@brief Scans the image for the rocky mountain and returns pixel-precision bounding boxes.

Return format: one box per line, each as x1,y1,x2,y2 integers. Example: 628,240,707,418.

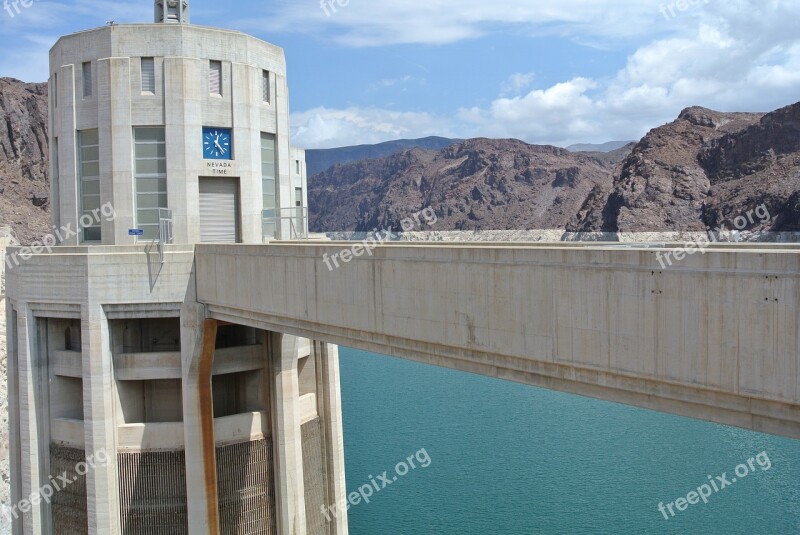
309,101,800,234
306,136,461,176
568,103,800,233
0,78,50,244
309,138,633,232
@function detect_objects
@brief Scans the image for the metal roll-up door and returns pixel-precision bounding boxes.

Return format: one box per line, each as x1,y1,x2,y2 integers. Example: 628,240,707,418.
199,177,240,243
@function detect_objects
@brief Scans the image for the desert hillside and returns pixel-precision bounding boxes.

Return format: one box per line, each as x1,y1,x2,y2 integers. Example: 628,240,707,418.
309,102,800,234
0,78,50,244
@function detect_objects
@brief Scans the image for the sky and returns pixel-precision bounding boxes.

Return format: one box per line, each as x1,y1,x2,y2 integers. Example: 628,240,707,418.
1,0,799,149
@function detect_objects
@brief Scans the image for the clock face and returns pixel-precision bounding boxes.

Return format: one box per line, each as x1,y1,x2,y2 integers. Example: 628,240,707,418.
203,128,232,160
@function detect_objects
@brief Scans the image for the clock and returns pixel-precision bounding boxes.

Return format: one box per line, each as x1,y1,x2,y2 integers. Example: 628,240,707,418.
203,127,232,160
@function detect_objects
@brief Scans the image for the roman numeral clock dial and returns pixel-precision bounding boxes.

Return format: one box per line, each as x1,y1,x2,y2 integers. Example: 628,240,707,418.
202,127,232,160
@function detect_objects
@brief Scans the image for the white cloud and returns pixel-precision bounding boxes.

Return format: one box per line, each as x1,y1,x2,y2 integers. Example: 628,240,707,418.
501,73,536,96
366,75,426,93
291,1,800,148
245,0,672,47
291,106,454,149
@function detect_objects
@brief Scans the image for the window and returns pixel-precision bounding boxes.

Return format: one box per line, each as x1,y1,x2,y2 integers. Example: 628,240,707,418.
209,61,222,96
134,127,168,240
295,160,301,174
141,57,155,93
53,72,58,107
262,70,270,103
261,133,276,239
78,130,101,242
166,1,179,21
82,62,92,98
295,187,302,208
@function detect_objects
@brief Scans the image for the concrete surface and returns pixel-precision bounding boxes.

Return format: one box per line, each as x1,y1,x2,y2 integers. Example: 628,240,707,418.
196,241,800,439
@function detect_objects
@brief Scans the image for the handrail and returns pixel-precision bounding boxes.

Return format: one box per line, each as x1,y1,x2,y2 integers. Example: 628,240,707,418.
263,207,308,241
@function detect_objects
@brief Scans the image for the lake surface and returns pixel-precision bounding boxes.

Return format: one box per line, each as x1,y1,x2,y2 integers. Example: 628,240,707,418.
338,347,800,534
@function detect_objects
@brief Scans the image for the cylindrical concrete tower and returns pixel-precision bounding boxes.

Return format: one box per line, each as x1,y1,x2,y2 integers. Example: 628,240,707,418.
5,5,345,535
48,15,307,245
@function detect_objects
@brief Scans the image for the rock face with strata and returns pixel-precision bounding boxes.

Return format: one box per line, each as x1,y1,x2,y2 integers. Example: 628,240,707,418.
309,138,632,232
568,103,800,233
0,78,50,245
309,102,800,235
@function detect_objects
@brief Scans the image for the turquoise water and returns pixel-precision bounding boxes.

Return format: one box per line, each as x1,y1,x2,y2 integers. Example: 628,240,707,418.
339,348,800,534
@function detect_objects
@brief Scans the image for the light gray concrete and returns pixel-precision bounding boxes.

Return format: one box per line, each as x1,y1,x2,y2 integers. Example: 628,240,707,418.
180,301,219,534
81,304,120,534
316,342,349,535
196,242,800,439
5,244,346,534
270,332,306,535
14,304,45,535
5,9,332,535
49,23,307,245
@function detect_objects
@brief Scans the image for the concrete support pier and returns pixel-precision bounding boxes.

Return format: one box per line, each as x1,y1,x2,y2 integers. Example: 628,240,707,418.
270,332,307,534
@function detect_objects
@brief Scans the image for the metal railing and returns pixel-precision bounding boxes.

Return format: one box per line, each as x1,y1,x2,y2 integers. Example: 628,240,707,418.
158,208,174,249
145,208,173,291
263,207,308,241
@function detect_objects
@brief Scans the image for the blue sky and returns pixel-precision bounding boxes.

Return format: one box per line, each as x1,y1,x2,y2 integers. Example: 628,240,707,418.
1,0,799,149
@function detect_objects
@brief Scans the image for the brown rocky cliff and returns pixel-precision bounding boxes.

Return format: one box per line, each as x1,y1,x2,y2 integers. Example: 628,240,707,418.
0,78,50,244
569,103,800,233
309,139,631,232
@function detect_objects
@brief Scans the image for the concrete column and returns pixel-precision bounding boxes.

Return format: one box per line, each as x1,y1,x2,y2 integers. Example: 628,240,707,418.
82,305,120,534
6,304,23,535
270,332,306,534
99,57,135,245
274,75,292,240
231,62,262,244
181,302,220,534
14,304,45,534
164,57,203,245
317,342,349,535
57,64,79,246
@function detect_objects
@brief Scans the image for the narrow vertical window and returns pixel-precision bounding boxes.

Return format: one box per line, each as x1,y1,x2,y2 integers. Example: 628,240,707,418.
209,61,222,96
78,130,101,242
295,187,302,208
141,57,155,93
134,127,168,240
295,160,300,174
53,72,58,107
82,62,92,98
261,133,276,239
262,70,270,103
